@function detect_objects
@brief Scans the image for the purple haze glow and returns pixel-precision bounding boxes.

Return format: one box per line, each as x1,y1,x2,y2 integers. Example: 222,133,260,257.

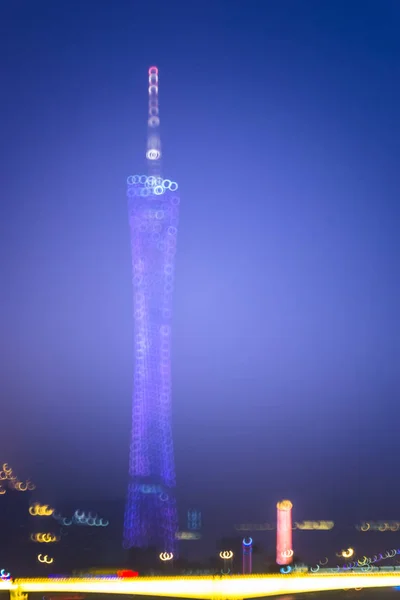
1,0,400,561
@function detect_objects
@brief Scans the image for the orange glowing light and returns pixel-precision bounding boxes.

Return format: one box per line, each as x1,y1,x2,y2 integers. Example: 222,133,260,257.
277,500,293,511
29,503,54,516
31,533,59,543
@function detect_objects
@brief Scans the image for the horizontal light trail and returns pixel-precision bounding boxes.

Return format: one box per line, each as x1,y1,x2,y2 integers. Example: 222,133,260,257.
7,573,400,599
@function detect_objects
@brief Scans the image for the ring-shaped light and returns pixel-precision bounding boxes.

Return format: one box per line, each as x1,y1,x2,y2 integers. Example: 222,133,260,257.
146,176,157,188
219,550,233,560
242,537,253,546
280,566,292,574
146,149,161,161
140,187,150,197
310,565,320,573
159,552,173,561
0,569,11,580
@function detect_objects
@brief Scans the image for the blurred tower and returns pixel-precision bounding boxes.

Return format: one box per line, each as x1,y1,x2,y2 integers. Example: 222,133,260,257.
123,67,179,555
276,500,293,565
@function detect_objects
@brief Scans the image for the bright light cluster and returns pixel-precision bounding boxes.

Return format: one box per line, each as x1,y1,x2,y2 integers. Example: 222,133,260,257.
124,171,179,552
29,503,54,516
31,533,59,543
295,521,334,530
0,463,35,493
127,175,178,196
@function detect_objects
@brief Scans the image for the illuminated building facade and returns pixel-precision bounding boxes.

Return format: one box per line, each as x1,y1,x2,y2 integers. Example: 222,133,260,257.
276,500,293,566
123,67,179,554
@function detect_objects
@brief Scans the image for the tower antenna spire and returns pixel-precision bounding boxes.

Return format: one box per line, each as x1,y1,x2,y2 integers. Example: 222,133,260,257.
146,66,162,175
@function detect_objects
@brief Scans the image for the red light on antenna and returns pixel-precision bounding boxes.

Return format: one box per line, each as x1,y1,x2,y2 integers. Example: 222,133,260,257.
117,570,139,578
148,66,158,75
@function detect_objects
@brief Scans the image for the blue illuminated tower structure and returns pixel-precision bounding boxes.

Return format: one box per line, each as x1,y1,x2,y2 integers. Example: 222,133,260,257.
123,67,179,553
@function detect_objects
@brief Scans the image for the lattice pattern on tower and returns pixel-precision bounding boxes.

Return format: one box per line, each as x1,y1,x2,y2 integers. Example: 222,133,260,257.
123,174,179,553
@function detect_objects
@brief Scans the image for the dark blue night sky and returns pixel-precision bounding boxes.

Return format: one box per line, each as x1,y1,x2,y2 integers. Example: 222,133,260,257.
1,0,399,554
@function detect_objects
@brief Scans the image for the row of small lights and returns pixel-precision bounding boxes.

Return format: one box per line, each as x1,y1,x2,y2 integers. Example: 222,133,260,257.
127,175,178,196
235,520,334,531
33,550,238,568
29,504,109,527
236,521,400,532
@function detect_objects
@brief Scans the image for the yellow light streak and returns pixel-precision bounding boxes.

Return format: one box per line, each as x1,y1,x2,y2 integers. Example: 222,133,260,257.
6,573,400,599
295,521,334,530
